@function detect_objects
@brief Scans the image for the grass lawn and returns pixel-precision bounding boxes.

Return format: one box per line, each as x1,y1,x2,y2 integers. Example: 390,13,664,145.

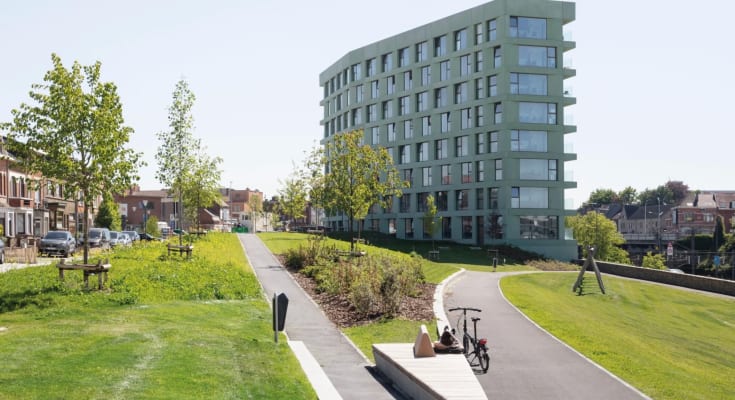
344,318,435,363
0,233,316,400
501,272,735,400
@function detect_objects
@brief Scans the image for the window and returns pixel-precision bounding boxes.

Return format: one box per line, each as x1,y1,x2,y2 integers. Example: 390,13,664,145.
371,80,379,98
456,190,469,210
418,142,429,161
476,188,485,209
366,58,376,77
399,145,410,164
416,41,428,62
476,160,485,182
488,19,497,41
461,108,472,130
460,55,472,76
421,116,431,136
440,61,451,81
417,192,430,213
382,100,393,119
454,82,468,104
399,96,410,115
386,147,394,162
476,132,486,154
422,167,432,186
387,123,396,142
518,46,556,68
510,73,547,95
520,159,557,180
351,63,362,81
371,126,380,144
367,104,377,122
510,16,547,39
400,193,411,212
382,53,393,72
401,168,413,186
475,105,484,127
461,216,472,238
488,75,497,97
442,216,451,239
435,138,448,159
435,87,448,108
493,46,501,68
356,84,364,103
475,51,483,72
511,130,548,152
403,71,412,90
351,108,362,125
475,23,483,44
495,159,503,180
434,35,447,57
519,102,556,124
489,187,499,209
520,216,558,239
436,191,448,211
493,102,502,124
475,77,484,99
404,218,414,238
404,119,413,139
511,187,548,208
417,91,428,112
456,135,469,157
454,29,467,50
441,164,451,185
387,75,396,95
399,47,410,67
490,131,498,153
461,162,473,183
440,112,451,133
421,66,431,86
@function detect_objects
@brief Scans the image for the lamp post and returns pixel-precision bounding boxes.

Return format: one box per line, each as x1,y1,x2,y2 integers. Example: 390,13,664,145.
656,196,662,251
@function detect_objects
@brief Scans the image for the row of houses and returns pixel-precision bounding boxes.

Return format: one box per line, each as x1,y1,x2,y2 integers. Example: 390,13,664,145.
591,191,735,252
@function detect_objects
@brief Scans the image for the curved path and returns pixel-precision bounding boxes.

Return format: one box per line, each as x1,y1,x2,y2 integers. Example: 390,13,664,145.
443,271,650,400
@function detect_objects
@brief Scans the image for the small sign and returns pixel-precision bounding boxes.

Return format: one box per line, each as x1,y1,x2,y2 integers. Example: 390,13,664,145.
714,255,721,267
666,242,673,256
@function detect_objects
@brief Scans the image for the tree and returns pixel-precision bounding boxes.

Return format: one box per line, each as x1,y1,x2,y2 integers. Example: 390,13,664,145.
323,130,407,247
248,191,263,232
642,252,666,270
156,79,198,245
95,193,121,231
181,140,222,232
566,211,629,263
639,186,674,206
146,215,160,236
713,215,725,252
587,188,618,205
617,186,638,205
422,194,440,250
300,145,326,227
665,180,689,203
4,53,141,263
278,175,307,230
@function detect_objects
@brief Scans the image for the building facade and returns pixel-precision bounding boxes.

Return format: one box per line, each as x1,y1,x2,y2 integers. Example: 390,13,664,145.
319,0,577,260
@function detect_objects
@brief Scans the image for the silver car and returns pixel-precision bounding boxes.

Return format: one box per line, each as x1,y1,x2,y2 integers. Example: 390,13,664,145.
39,230,76,257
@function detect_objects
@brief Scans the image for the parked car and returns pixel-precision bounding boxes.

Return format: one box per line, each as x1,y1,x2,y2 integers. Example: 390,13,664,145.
138,232,162,242
39,230,76,257
109,231,123,247
122,230,139,242
82,228,111,249
118,232,132,246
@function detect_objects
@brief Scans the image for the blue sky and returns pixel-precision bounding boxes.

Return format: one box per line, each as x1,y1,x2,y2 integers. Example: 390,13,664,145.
1,0,732,205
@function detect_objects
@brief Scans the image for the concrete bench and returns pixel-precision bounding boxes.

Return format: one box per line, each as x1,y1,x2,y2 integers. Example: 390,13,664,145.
57,258,111,290
373,325,487,400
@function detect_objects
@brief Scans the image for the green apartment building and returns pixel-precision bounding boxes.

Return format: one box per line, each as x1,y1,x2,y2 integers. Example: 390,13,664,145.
319,0,577,260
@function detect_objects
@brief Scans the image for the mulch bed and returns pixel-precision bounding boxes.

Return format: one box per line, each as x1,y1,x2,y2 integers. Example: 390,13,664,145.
281,258,436,328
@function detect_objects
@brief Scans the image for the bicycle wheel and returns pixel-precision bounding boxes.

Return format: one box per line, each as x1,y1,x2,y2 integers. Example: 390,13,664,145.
478,348,490,373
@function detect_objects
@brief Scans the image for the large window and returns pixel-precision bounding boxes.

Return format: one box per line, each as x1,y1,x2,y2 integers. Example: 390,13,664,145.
418,142,429,162
386,75,396,95
489,131,498,153
475,77,484,99
495,159,503,180
511,187,549,208
475,23,483,44
476,160,485,182
417,192,430,213
511,130,547,152
520,159,558,180
487,19,497,41
382,53,393,72
461,108,472,130
456,190,469,210
488,75,497,97
351,63,362,81
461,162,473,183
399,96,410,116
455,29,468,51
421,66,431,86
475,105,484,127
403,71,412,90
371,126,380,144
475,51,483,72
351,109,362,125
440,61,451,81
435,87,448,108
519,102,556,124
456,135,469,157
422,167,432,186
371,80,379,98
399,145,411,164
476,132,486,154
462,216,472,239
417,91,429,112
436,191,448,211
404,119,413,139
493,102,502,124
398,47,410,67
366,58,377,77
435,138,448,159
489,187,499,209
400,193,411,212
434,35,447,57
404,218,414,238
416,41,428,62
493,46,502,68
519,216,558,239
367,104,377,122
421,116,431,136
455,82,468,104
510,16,547,39
356,84,364,103
440,112,451,133
382,100,393,119
460,55,472,76
387,123,396,142
476,188,484,210
518,46,556,68
441,165,451,185
401,168,413,186
510,73,547,95
442,216,452,239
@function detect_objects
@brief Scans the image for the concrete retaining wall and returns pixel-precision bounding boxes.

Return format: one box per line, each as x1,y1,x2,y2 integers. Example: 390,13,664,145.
591,261,735,297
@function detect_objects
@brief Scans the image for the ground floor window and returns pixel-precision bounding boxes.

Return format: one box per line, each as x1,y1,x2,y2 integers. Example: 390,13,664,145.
404,218,414,238
462,216,472,239
442,217,452,239
519,215,558,239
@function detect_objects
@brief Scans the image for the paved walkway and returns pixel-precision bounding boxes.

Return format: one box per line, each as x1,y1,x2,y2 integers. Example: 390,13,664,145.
443,271,650,400
238,234,400,400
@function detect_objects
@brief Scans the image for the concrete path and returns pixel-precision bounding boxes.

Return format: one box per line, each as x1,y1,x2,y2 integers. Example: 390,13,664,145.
443,271,650,400
238,234,400,400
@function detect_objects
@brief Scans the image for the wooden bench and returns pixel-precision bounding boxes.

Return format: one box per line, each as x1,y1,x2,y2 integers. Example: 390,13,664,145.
167,243,193,258
57,258,111,290
428,250,440,260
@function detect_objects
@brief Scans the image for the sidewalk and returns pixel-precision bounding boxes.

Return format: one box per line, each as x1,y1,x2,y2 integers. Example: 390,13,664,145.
238,234,401,400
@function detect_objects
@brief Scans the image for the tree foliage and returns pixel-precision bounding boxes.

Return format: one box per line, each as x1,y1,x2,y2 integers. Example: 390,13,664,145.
248,191,263,231
4,53,141,262
299,145,326,226
278,175,307,229
181,140,222,231
587,188,618,205
618,186,638,204
642,252,666,270
566,211,629,263
322,130,407,241
422,194,440,248
95,193,121,231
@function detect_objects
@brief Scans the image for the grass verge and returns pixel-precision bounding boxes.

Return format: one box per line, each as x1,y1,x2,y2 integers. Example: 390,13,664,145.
501,272,735,400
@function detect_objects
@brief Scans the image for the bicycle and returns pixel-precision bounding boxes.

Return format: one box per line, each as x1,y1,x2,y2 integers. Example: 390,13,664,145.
448,306,490,373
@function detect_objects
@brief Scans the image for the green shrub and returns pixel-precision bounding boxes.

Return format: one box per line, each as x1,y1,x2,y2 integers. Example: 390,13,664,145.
642,252,666,270
349,270,380,317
